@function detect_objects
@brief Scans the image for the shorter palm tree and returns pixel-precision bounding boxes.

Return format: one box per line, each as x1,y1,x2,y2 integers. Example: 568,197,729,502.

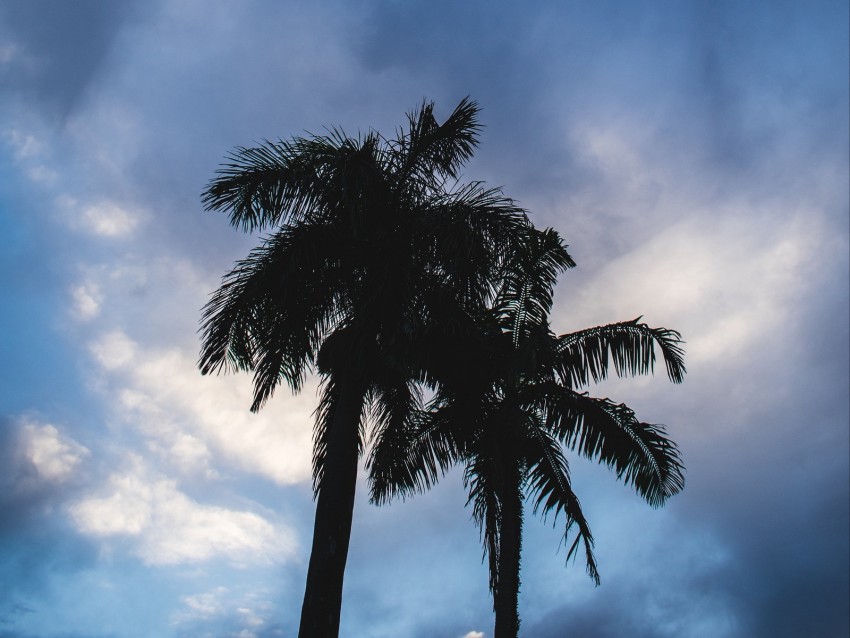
370,228,686,638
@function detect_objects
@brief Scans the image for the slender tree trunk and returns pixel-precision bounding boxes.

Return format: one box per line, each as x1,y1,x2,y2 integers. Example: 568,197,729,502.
298,380,365,638
493,460,523,638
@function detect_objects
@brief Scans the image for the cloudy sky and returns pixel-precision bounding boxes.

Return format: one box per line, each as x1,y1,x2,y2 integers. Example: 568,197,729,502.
1,1,847,637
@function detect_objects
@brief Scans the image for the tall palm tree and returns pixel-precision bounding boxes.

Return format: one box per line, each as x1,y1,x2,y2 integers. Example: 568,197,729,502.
370,228,686,638
198,98,530,638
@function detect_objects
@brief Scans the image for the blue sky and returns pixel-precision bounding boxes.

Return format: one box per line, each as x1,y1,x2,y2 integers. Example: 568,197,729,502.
0,1,847,637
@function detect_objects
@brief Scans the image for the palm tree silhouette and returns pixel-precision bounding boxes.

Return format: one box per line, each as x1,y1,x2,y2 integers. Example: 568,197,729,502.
198,98,530,638
370,227,686,638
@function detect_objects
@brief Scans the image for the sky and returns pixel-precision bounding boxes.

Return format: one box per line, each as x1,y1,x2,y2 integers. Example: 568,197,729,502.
0,1,847,637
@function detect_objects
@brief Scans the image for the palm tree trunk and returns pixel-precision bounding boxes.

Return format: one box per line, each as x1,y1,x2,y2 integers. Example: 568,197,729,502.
298,380,365,638
493,461,523,638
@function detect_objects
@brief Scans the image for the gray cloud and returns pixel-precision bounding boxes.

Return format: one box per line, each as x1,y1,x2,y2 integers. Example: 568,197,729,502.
0,0,141,119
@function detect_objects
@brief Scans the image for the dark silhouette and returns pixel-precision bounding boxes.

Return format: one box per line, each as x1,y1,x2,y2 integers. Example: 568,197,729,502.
198,99,530,638
370,227,686,638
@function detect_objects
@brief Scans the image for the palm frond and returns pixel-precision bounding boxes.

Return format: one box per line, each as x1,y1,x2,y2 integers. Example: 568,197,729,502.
547,388,685,506
198,222,345,410
524,421,600,585
465,444,505,595
368,406,460,505
203,128,392,234
492,227,575,349
394,97,481,193
202,136,338,232
556,318,686,388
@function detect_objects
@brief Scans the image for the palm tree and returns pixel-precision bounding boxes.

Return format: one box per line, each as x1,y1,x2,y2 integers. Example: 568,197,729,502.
370,228,686,638
197,98,530,638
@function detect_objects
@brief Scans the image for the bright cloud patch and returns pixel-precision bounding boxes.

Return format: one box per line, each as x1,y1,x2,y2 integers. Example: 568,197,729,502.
87,325,314,485
90,330,137,370
57,196,143,237
175,585,276,636
70,282,102,320
564,212,828,368
69,464,295,565
20,421,89,482
81,201,140,237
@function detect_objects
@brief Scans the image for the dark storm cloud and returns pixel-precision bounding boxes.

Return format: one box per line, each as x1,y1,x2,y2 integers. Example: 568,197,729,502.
683,0,849,182
0,420,99,631
354,0,849,216
687,299,850,636
355,0,593,199
0,0,140,118
544,243,850,637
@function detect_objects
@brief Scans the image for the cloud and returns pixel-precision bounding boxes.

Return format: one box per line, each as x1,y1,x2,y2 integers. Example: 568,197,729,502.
173,584,286,638
563,211,830,365
0,0,141,117
90,329,138,370
18,421,90,483
66,249,315,486
87,327,315,484
69,459,295,566
56,197,143,238
2,127,57,184
0,418,90,537
69,281,102,320
80,201,141,237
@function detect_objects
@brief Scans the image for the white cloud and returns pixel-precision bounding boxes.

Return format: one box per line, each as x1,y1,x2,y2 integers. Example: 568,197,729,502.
20,421,90,482
147,430,218,480
69,462,295,566
70,282,102,320
81,201,141,237
174,585,276,636
561,211,826,369
183,587,228,616
462,632,485,638
70,472,153,535
68,254,315,486
90,330,137,369
90,332,316,484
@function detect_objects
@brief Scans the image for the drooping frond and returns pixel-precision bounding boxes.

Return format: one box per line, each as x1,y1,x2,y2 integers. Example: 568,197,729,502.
556,318,686,388
523,421,599,585
546,387,685,506
368,405,461,505
464,438,506,595
198,222,345,410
